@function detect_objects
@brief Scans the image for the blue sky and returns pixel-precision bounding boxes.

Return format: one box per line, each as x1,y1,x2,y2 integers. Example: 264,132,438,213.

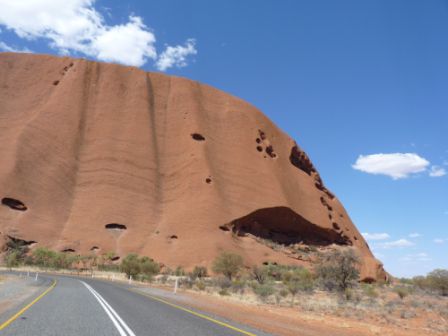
1,0,447,277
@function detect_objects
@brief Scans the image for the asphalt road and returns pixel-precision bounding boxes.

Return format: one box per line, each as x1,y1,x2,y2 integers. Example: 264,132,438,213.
0,273,272,336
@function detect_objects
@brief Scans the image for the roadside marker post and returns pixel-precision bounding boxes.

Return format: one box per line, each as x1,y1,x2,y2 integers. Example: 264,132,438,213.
27,271,29,278
174,277,178,294
112,274,115,282
129,275,132,285
35,273,38,281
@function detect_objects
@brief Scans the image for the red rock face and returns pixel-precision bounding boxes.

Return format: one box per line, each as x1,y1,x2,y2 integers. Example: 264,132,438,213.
0,53,385,280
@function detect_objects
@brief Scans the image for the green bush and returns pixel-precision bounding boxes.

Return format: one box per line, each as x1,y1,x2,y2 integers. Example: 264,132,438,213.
427,269,448,296
6,251,20,268
212,252,243,280
394,286,410,300
315,248,360,292
362,284,379,299
253,283,275,302
120,254,160,281
282,267,314,305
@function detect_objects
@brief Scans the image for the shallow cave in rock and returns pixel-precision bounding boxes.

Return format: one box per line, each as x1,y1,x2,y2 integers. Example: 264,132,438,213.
105,223,127,230
220,206,350,246
2,197,27,211
62,248,75,253
6,235,36,250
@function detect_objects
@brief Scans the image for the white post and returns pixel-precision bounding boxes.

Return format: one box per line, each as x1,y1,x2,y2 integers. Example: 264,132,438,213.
174,277,179,294
27,271,30,278
112,274,115,282
129,275,132,285
35,272,38,281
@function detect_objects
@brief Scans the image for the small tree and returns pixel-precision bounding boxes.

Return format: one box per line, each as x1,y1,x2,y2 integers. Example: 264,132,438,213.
120,254,141,278
316,247,360,292
140,256,160,279
190,266,208,280
251,265,268,284
212,252,243,280
427,269,448,296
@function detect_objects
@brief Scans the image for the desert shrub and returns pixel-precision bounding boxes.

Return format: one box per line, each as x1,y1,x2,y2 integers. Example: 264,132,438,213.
196,281,206,291
190,266,208,280
253,282,275,302
212,252,243,280
281,267,314,305
214,276,232,290
6,251,20,268
427,269,448,296
316,248,360,292
263,263,291,281
174,266,186,276
362,284,379,299
251,265,269,284
394,286,410,300
231,279,247,294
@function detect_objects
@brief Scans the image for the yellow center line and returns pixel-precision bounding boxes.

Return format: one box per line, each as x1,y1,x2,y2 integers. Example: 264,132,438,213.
0,279,57,330
128,288,257,336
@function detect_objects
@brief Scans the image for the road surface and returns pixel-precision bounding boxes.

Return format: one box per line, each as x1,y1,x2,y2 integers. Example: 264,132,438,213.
0,273,271,336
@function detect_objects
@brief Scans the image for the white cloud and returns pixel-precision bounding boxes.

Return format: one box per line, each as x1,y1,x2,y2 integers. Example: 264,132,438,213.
429,165,446,177
156,39,197,71
92,16,156,67
408,233,421,238
400,252,431,262
0,41,32,53
362,232,390,241
434,238,445,244
0,0,196,69
352,153,430,179
378,239,414,249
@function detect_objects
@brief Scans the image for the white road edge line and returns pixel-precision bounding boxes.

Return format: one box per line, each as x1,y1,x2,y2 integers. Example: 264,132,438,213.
81,281,136,336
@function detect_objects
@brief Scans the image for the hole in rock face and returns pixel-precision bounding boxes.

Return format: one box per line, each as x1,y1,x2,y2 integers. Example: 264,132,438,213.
90,246,99,251
256,146,263,152
111,256,120,261
332,222,341,230
265,145,276,158
170,235,178,239
105,223,127,230
256,138,261,144
221,206,350,246
191,133,205,141
219,225,230,232
2,198,27,211
205,177,212,184
53,80,59,86
258,130,267,140
62,248,75,253
353,236,358,240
